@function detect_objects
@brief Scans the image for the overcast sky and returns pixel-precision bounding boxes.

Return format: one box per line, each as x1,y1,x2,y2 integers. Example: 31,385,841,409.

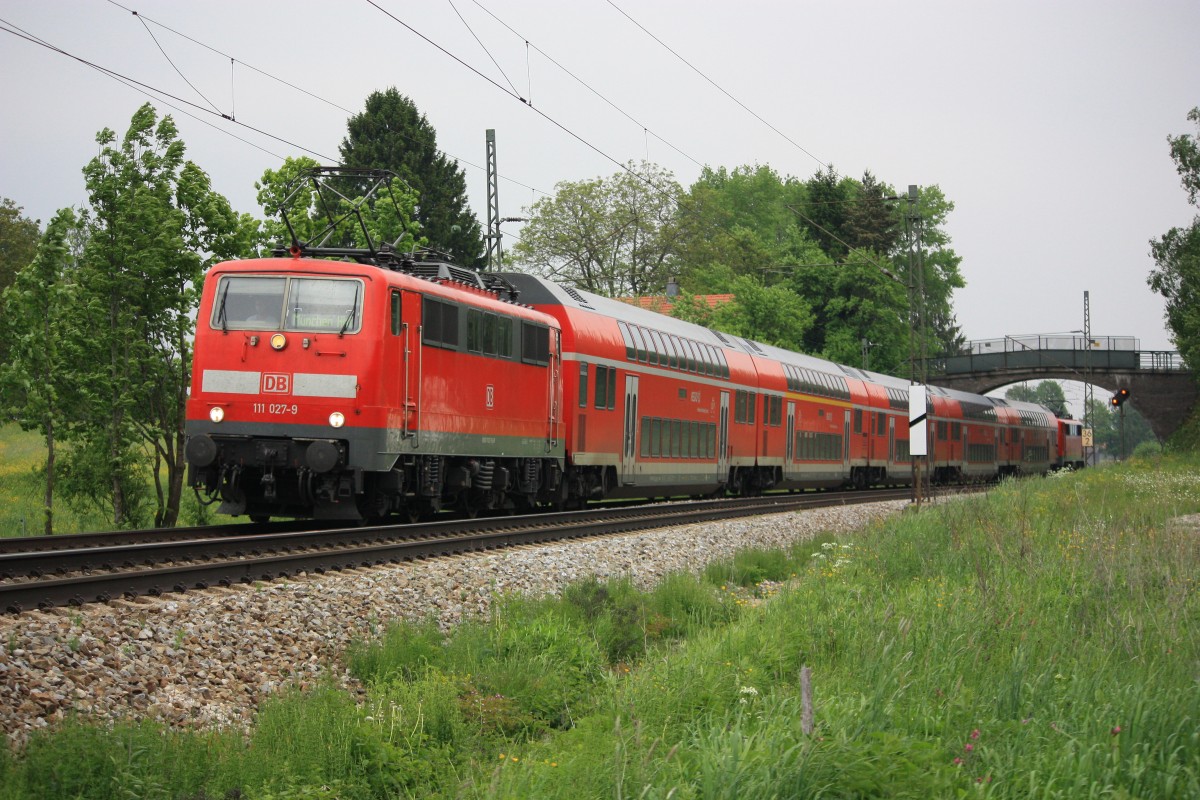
3,0,1197,365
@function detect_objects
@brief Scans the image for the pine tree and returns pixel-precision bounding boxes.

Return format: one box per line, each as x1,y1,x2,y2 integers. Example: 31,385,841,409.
339,89,484,267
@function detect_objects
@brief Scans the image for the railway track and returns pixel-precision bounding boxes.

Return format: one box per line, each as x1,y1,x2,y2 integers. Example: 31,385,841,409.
0,488,925,613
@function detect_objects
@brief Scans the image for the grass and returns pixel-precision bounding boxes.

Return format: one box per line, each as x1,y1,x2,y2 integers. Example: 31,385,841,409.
0,423,217,536
1,453,1198,798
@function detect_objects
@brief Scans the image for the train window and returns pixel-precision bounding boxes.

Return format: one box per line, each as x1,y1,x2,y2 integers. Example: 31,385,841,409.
854,409,863,434
952,422,962,439
770,396,782,427
649,330,666,367
672,420,682,458
496,317,513,358
521,322,550,366
467,310,482,353
607,367,616,410
717,349,729,379
876,413,887,435
391,291,402,335
213,275,286,330
289,278,363,334
422,298,442,345
650,419,662,458
632,326,650,363
640,417,651,457
422,297,460,349
482,314,498,356
690,421,699,458
735,391,746,424
617,320,637,360
665,335,680,369
747,392,756,424
594,365,607,409
579,363,589,408
684,340,698,373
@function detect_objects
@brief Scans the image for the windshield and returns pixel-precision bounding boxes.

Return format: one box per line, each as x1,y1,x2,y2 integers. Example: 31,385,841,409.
212,275,363,334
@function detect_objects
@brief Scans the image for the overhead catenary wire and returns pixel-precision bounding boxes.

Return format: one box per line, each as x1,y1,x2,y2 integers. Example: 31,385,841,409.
133,10,223,116
364,1,906,285
447,0,523,100
13,4,889,282
14,3,551,203
0,18,321,159
466,0,707,170
102,0,547,197
603,0,828,172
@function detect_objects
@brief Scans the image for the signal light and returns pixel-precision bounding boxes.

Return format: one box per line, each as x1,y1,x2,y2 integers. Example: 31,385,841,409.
1111,388,1130,408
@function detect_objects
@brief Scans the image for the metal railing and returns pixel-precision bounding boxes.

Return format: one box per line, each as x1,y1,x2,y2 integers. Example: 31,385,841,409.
963,334,1138,354
925,335,1185,376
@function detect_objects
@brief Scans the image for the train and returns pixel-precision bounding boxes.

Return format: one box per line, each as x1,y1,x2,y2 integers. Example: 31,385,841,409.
183,250,1079,523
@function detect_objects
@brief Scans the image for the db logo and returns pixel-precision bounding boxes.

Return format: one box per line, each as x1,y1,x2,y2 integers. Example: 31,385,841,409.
486,385,495,409
262,373,292,394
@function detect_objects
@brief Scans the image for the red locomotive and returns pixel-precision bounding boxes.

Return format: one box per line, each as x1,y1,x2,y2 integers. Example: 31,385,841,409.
1053,418,1086,470
185,255,565,521
183,169,1069,522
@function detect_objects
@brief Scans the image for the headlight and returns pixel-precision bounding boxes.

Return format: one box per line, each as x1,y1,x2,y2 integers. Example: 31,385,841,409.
270,333,287,351
209,406,225,423
329,411,345,428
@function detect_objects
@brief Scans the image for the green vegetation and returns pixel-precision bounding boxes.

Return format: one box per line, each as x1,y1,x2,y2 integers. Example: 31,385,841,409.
1148,106,1200,375
511,163,965,375
3,454,1198,797
0,424,213,536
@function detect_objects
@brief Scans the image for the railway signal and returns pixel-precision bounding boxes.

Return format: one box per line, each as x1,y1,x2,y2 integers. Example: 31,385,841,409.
1110,388,1130,408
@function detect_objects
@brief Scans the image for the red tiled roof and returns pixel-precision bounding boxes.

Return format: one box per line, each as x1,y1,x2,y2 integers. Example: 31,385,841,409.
616,294,734,315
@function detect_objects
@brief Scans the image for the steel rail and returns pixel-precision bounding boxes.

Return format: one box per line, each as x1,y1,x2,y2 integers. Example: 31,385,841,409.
0,488,921,612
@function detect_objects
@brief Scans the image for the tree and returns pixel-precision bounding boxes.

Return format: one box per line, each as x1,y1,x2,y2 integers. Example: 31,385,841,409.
1148,107,1200,373
843,171,902,255
673,164,813,286
0,209,79,534
720,277,813,352
339,89,483,267
0,198,42,367
894,185,967,360
1004,381,1068,417
798,166,856,260
0,198,40,294
512,161,683,297
64,103,246,527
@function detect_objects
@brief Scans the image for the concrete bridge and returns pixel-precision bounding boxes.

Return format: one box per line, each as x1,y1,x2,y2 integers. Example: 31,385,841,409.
924,335,1195,441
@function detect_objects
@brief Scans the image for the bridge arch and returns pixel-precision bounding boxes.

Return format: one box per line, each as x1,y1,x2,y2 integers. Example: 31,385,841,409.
924,336,1194,441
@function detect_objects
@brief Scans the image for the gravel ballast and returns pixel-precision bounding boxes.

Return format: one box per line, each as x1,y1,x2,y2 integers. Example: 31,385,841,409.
0,501,905,748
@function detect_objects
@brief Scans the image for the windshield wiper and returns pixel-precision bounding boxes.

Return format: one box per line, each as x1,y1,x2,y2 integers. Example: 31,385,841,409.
338,284,361,337
216,282,230,334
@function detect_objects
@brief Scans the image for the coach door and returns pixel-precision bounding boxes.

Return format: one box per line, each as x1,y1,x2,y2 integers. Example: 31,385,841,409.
621,375,640,483
785,402,796,479
887,415,895,472
718,391,731,484
391,289,424,447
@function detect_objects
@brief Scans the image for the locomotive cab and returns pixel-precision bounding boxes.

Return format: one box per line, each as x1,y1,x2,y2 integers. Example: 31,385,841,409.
185,256,567,522
186,265,376,520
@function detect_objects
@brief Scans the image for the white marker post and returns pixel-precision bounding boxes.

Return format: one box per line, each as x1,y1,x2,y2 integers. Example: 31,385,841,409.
909,384,928,507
